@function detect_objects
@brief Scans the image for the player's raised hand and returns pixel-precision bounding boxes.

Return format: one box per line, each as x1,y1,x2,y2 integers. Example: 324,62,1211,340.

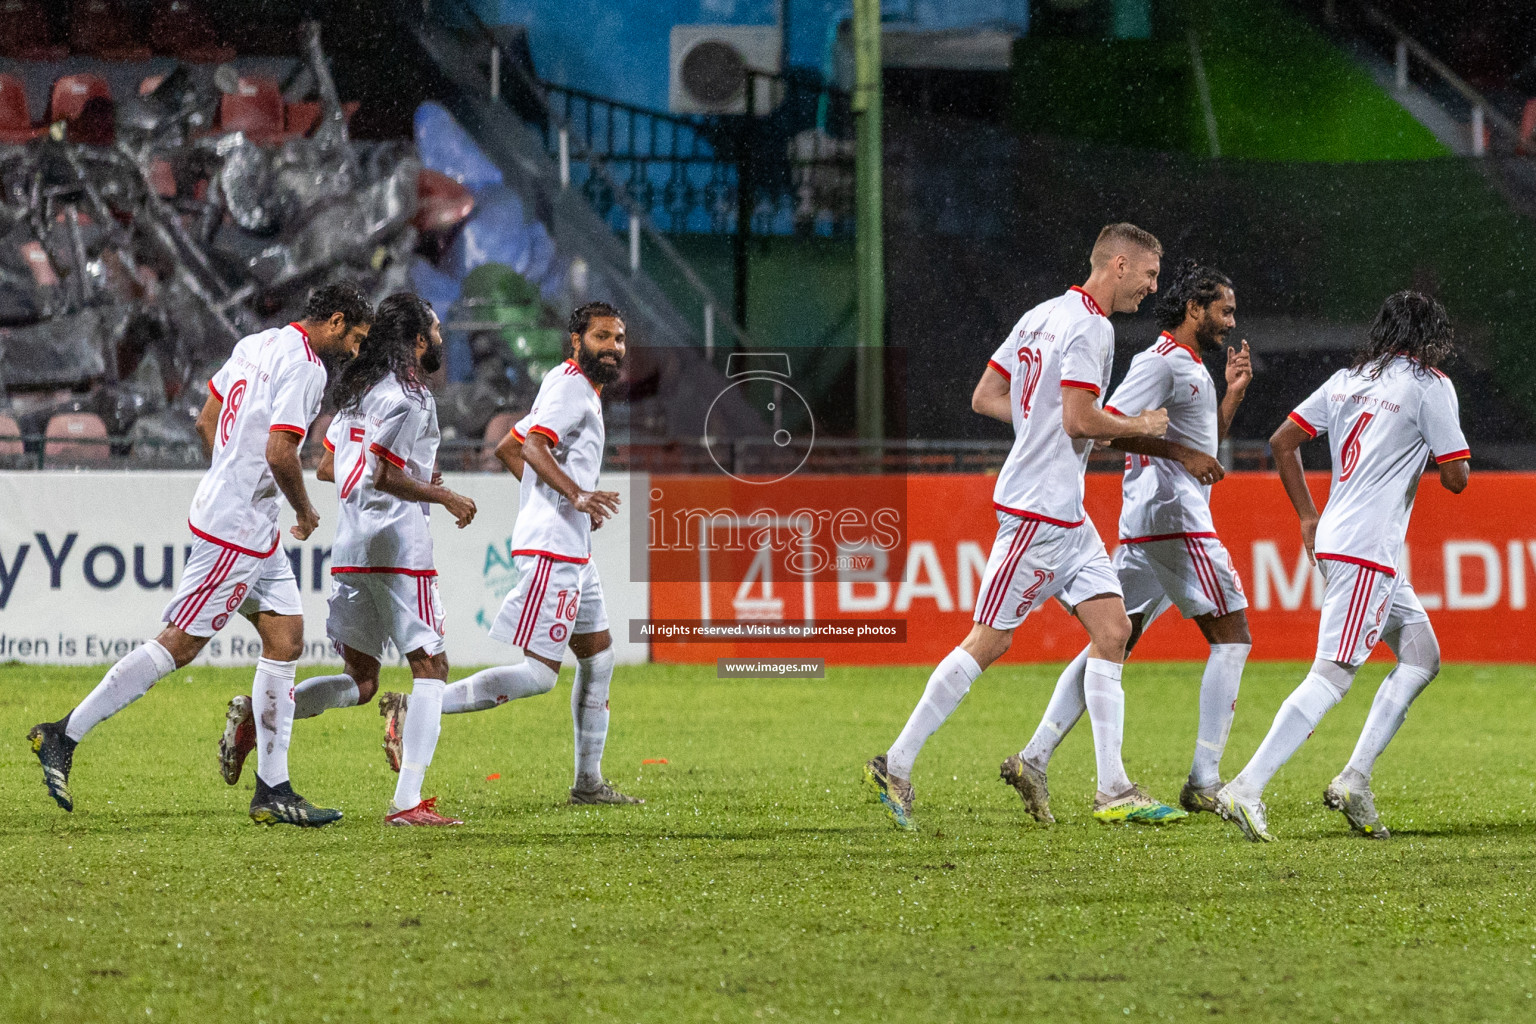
1134,407,1169,438
575,489,622,528
443,490,476,528
1226,340,1252,394
291,506,320,541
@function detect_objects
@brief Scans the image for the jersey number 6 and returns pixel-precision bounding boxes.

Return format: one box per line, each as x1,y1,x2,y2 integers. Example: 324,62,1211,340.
1339,412,1374,482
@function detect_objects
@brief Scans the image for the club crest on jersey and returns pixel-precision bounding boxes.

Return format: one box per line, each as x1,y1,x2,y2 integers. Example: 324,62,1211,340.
549,622,569,643
211,612,229,630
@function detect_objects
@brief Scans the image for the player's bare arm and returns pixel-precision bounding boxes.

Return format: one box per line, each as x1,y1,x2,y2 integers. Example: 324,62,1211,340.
372,458,477,528
195,392,220,457
1218,340,1252,441
1438,455,1469,494
1269,417,1320,564
971,365,1012,423
316,447,335,483
494,426,526,479
1062,385,1168,441
1109,434,1224,485
267,430,320,541
522,431,620,528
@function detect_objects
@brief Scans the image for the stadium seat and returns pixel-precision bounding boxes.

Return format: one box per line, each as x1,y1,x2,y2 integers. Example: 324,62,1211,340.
282,99,361,138
0,74,44,145
48,73,111,124
44,412,110,465
481,411,519,470
0,0,68,61
69,0,151,61
1519,98,1536,156
414,168,476,233
219,75,285,146
138,74,164,97
149,0,234,63
0,413,24,460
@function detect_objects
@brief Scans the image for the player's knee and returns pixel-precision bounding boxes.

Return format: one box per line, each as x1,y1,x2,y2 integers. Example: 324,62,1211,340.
354,677,379,704
155,628,205,668
1096,615,1133,658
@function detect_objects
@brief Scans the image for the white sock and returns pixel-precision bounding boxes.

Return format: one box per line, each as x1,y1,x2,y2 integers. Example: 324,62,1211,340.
1020,647,1089,768
1231,659,1355,797
65,640,177,742
1190,643,1250,787
293,673,360,719
572,648,615,790
252,657,298,787
1345,620,1439,780
1083,658,1132,797
441,660,558,713
886,647,982,780
393,677,444,810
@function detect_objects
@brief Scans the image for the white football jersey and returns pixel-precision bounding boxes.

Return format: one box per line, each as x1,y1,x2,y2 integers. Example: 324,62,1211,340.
510,359,606,563
987,286,1115,526
1105,331,1219,541
1290,356,1469,575
191,323,327,555
325,374,440,574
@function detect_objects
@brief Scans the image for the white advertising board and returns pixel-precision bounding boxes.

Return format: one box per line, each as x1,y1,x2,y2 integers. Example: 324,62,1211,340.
0,471,649,666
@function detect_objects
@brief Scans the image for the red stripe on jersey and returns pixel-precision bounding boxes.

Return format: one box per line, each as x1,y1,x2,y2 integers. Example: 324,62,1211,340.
980,520,1039,626
174,548,237,631
527,425,560,445
322,437,335,453
987,359,1011,380
187,521,280,559
1069,285,1105,317
1157,331,1200,361
515,558,553,647
1119,531,1220,545
1186,537,1228,617
1061,379,1101,396
270,424,306,437
1317,552,1396,577
368,442,406,469
991,503,1085,528
1434,449,1470,464
208,379,224,402
511,427,526,442
511,547,590,564
1103,405,1124,416
340,446,368,500
289,322,321,365
1338,568,1374,662
331,566,438,577
1287,412,1318,438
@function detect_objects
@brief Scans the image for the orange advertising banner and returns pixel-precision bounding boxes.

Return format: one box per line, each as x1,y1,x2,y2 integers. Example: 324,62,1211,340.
647,471,1532,664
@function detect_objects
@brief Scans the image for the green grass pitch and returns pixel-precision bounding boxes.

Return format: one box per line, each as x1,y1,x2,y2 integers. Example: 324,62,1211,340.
2,660,1534,1022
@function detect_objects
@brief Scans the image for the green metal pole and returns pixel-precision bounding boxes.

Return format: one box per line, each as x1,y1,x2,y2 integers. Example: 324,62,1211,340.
853,0,884,442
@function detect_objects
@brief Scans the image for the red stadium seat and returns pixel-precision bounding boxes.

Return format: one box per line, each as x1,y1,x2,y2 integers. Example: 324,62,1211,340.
219,75,285,146
0,413,24,460
0,0,68,61
69,0,151,61
414,168,476,233
48,73,111,124
1519,99,1536,156
44,412,110,466
0,73,45,145
149,0,234,63
138,74,164,97
283,99,361,138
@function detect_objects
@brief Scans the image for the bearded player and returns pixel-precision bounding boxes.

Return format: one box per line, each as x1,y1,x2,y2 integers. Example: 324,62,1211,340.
864,223,1186,832
216,293,478,826
1219,291,1470,842
381,302,639,805
28,285,373,825
1002,259,1254,823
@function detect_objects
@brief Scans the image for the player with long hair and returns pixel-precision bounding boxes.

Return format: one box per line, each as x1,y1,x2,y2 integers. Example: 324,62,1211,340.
1218,291,1470,841
217,292,478,826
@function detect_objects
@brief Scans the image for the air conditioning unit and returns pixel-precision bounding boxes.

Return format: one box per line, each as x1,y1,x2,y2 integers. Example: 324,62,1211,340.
669,25,782,116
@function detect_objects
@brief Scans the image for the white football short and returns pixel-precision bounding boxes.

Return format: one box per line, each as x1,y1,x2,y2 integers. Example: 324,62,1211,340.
1315,556,1428,667
973,513,1121,629
326,570,446,661
488,555,609,661
1115,534,1249,622
162,537,302,637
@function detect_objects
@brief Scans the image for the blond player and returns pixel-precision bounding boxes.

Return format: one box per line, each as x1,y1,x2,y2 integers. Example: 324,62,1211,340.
1002,259,1253,822
385,302,639,805
1219,291,1470,842
217,293,477,826
28,285,373,826
864,224,1185,831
